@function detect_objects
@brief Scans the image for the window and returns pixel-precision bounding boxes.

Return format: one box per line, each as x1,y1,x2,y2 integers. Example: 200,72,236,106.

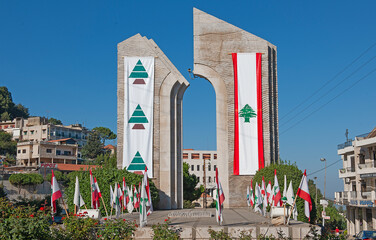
30,130,34,135
46,149,52,153
69,133,71,137
191,165,194,171
208,177,211,182
197,177,200,182
23,131,27,135
183,153,188,159
197,165,200,171
214,154,217,159
192,153,200,159
18,150,21,153
56,150,61,155
208,165,211,171
203,154,211,160
214,165,216,171
64,151,71,156
22,149,26,153
42,129,46,134
62,132,65,137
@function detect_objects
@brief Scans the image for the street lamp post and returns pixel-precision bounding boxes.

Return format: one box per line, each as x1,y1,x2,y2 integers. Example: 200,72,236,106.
314,177,318,206
320,158,327,199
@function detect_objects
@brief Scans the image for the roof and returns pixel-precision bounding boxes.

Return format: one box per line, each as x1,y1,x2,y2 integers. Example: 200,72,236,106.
367,127,376,138
57,164,100,172
104,144,116,150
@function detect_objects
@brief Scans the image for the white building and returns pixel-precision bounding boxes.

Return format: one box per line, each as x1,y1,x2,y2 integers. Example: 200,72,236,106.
183,149,217,197
335,127,376,235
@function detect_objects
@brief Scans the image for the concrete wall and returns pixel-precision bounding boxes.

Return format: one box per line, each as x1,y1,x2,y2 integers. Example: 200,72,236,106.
193,8,279,207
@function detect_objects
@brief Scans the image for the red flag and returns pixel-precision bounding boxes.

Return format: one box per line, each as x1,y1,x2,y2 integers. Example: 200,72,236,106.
273,169,282,206
51,170,62,214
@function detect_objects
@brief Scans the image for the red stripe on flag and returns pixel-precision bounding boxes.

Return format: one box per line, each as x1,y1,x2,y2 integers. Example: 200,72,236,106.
232,53,239,175
256,53,265,169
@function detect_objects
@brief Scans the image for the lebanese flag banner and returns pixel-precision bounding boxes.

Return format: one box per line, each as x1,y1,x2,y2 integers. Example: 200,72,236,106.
94,177,101,207
266,181,272,206
215,168,225,225
249,179,255,207
232,53,264,175
123,57,154,177
90,170,98,209
143,166,153,216
297,170,312,221
273,169,282,207
51,170,62,215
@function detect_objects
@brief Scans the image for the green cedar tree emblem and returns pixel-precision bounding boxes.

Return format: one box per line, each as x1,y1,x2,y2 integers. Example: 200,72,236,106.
239,104,257,123
129,60,149,78
127,151,147,171
128,105,149,124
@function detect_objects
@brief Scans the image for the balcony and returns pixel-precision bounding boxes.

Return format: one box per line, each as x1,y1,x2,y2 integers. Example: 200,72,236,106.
358,162,376,175
338,167,356,178
335,191,376,207
338,140,353,150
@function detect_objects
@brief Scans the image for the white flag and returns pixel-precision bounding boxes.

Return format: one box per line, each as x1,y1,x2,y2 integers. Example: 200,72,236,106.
74,176,85,209
110,185,114,208
286,180,298,220
127,186,134,213
246,186,250,207
140,178,148,227
283,175,287,198
254,184,264,215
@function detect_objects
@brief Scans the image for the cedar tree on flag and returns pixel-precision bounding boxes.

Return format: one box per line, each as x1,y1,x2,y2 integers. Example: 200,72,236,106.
215,168,225,225
143,166,153,216
273,169,282,206
51,170,62,215
297,170,312,221
254,183,264,215
250,179,255,207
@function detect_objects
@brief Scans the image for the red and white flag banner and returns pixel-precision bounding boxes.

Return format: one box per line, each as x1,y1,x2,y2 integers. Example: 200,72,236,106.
297,170,312,221
232,53,264,175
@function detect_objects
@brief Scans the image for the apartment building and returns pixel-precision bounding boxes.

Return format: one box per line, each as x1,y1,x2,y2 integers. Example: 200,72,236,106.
16,138,79,167
183,149,217,197
335,127,376,235
0,117,24,141
20,117,90,147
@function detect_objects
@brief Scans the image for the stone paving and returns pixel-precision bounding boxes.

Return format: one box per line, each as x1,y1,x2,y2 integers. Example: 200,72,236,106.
106,208,317,239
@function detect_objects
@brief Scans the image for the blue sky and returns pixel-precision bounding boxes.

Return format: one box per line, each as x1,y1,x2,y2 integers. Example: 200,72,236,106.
1,0,376,199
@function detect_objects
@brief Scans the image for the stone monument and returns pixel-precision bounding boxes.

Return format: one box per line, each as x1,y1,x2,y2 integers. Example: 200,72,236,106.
117,8,278,209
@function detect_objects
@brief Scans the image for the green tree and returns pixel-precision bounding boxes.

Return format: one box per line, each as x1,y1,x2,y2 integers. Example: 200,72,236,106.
81,131,103,159
0,131,17,156
183,162,203,202
92,126,117,144
9,173,44,194
95,153,117,169
0,87,29,119
48,117,63,125
65,167,159,215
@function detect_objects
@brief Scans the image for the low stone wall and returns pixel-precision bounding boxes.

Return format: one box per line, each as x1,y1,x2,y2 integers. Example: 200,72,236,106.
1,180,51,201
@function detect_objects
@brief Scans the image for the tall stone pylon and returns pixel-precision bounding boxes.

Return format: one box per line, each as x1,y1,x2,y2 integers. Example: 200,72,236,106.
117,34,189,209
193,8,279,207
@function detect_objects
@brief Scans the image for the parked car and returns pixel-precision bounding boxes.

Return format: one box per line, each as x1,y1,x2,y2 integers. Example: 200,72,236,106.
354,231,376,240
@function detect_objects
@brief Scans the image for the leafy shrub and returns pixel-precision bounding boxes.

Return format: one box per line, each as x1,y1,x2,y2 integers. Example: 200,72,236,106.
208,228,231,240
65,167,159,216
183,200,195,209
61,215,99,240
9,173,44,193
46,171,69,187
152,218,180,240
97,218,136,239
0,197,51,240
0,184,6,198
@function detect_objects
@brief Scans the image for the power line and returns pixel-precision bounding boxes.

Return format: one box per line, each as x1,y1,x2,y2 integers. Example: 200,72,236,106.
280,66,376,134
280,54,376,127
280,41,376,121
307,159,342,177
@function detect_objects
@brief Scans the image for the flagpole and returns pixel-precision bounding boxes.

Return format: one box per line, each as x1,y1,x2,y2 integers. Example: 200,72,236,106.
74,204,77,215
84,204,88,210
110,205,113,219
60,198,69,218
287,176,304,225
100,197,109,217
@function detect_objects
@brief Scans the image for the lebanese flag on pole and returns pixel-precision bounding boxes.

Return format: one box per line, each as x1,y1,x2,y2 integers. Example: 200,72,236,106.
143,166,153,216
90,170,98,209
232,53,264,175
273,169,282,206
297,170,312,221
123,177,129,210
249,179,255,207
134,185,140,209
215,168,225,225
94,177,101,208
266,181,272,206
51,170,62,215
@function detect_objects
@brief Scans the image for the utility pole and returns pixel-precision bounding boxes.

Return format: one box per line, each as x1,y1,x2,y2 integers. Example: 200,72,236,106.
320,158,327,199
314,177,318,206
